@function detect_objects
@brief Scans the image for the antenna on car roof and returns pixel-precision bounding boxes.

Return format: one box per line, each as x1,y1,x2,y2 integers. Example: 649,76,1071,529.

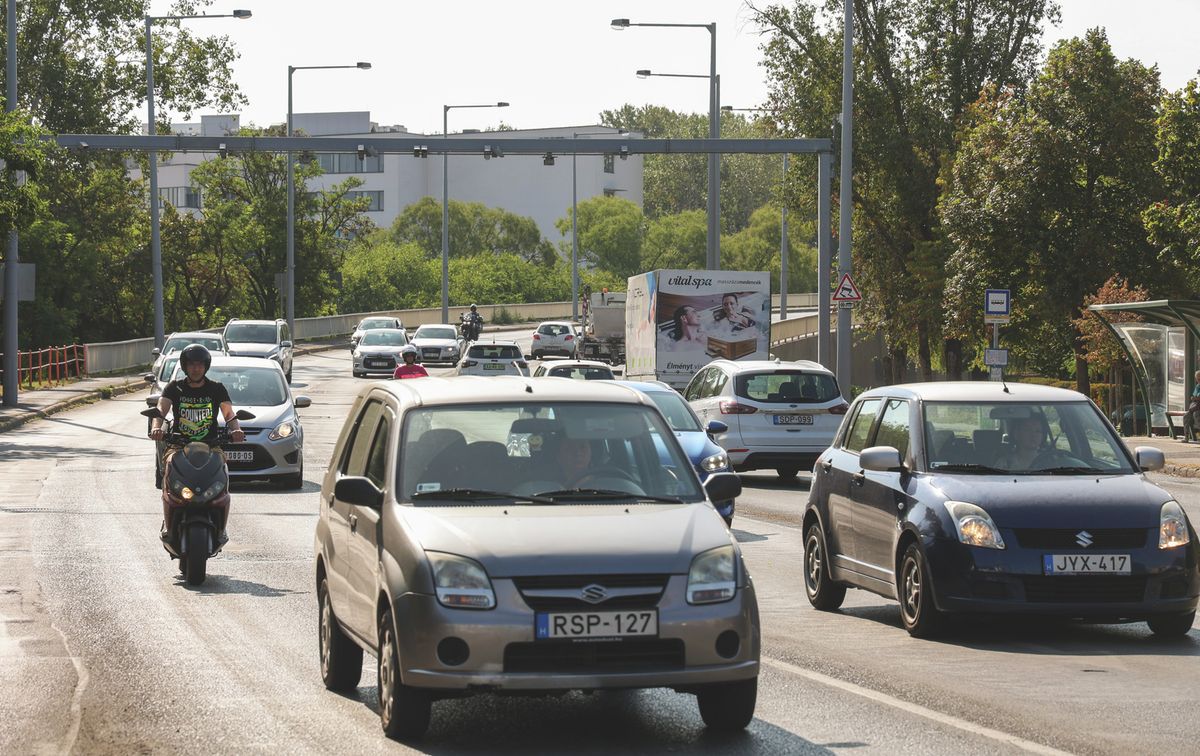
1001,369,1010,394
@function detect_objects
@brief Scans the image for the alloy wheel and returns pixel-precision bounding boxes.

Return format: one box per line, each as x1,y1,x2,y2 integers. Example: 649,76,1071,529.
805,533,823,595
320,592,333,678
379,624,395,724
902,556,922,622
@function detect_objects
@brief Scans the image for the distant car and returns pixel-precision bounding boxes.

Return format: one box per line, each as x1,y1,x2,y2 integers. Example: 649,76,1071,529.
453,341,528,377
683,359,848,481
152,331,227,359
627,380,737,525
531,359,615,380
805,381,1198,638
409,324,465,365
531,320,578,359
223,318,295,383
313,376,755,739
351,316,405,351
352,329,411,378
152,356,312,489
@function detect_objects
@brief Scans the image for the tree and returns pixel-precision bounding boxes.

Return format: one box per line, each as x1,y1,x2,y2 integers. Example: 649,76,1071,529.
1071,276,1148,375
751,0,1061,381
340,240,439,313
1144,79,1200,293
555,196,644,279
641,210,706,271
388,196,556,264
941,30,1163,392
722,204,818,293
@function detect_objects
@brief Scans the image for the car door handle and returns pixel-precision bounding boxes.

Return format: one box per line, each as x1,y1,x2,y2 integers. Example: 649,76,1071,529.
852,471,865,486
349,513,358,531
821,459,833,473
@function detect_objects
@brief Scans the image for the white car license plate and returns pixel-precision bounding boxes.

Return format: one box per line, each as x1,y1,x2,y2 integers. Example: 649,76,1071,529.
483,362,506,371
225,450,254,462
773,414,814,425
368,360,389,368
535,610,658,640
1043,554,1131,575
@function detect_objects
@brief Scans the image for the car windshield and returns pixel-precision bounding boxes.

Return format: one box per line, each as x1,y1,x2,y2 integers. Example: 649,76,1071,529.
158,357,178,381
922,401,1134,474
178,366,289,407
398,402,704,503
163,335,222,354
224,324,277,344
736,370,840,403
468,344,521,360
547,366,612,380
361,318,396,330
647,391,702,432
416,327,457,340
360,331,407,346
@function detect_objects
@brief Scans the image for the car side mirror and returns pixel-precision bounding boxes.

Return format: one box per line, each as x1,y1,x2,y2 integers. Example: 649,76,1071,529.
704,472,742,503
1133,446,1164,472
293,396,312,409
281,340,293,348
860,445,905,472
144,394,162,408
151,347,161,357
706,420,728,436
235,409,256,421
143,373,155,384
335,476,383,509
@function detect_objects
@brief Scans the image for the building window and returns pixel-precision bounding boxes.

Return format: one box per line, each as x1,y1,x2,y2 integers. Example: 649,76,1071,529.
349,190,384,212
159,186,202,209
315,152,384,174
603,154,615,174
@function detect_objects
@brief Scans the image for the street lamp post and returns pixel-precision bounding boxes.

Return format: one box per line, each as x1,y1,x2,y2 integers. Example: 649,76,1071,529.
286,62,371,334
614,18,720,270
3,0,17,406
441,101,508,323
570,129,628,321
145,9,250,349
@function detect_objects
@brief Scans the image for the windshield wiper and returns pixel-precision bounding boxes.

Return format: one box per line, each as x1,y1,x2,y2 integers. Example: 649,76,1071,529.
532,488,685,504
1026,466,1112,475
930,463,1008,474
411,488,555,505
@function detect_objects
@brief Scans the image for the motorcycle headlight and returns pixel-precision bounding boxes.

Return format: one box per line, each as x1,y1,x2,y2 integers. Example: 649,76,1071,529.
201,480,225,500
269,421,296,440
687,545,737,604
701,451,730,473
180,486,195,500
943,501,1005,549
427,552,495,609
1160,500,1192,549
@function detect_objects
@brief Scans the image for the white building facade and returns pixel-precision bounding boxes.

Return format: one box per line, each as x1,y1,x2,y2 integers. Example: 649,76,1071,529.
137,112,644,248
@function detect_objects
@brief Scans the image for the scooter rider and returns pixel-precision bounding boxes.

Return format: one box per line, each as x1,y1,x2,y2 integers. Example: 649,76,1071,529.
149,344,245,538
393,344,429,379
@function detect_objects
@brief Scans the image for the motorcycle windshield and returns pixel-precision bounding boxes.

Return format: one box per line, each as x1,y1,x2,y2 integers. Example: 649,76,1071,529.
170,442,226,489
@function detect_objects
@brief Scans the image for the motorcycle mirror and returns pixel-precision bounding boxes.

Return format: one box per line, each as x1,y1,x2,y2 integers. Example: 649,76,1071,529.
235,409,256,421
141,407,164,418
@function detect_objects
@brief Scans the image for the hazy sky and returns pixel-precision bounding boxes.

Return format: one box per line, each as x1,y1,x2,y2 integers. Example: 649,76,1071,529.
151,0,1200,133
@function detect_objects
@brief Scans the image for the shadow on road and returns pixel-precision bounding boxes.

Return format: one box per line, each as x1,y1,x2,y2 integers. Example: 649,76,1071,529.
181,575,302,598
0,440,113,461
738,473,813,494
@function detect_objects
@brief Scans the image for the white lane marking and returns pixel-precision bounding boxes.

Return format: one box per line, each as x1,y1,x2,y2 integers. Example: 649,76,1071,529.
49,617,89,756
761,657,1073,755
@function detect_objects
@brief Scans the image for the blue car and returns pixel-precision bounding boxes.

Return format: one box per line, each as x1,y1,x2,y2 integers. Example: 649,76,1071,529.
805,382,1198,638
626,381,737,525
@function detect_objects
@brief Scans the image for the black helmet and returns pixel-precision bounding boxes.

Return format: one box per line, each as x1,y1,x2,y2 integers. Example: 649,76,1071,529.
470,304,478,311
179,344,212,374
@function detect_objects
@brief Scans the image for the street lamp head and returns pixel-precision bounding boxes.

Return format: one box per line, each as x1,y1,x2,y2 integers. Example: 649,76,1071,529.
357,61,372,69
611,18,630,29
720,105,733,112
636,69,651,79
497,102,510,108
232,9,252,18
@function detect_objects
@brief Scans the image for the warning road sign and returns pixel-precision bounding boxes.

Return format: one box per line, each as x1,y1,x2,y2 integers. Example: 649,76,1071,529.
831,273,862,302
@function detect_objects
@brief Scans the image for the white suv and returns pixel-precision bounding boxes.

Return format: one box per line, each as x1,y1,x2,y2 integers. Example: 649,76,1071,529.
684,359,848,481
453,341,528,376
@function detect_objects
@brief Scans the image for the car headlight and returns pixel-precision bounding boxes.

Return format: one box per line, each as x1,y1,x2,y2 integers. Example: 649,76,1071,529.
687,545,737,604
944,501,1005,549
1160,500,1191,549
269,421,296,440
427,552,495,609
700,451,730,473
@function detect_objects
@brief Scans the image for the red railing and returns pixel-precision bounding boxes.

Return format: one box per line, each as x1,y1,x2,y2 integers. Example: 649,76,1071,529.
0,345,88,390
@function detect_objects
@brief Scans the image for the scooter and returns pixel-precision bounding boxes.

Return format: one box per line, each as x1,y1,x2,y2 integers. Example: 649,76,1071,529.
141,406,255,585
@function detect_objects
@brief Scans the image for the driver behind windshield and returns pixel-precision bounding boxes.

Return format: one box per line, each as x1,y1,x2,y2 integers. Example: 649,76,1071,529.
997,416,1045,470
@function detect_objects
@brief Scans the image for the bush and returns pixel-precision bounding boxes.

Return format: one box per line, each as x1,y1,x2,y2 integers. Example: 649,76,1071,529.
492,306,517,325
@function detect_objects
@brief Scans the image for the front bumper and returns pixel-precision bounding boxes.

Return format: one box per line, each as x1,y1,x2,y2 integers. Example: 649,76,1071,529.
223,427,304,480
926,536,1200,618
417,346,460,364
354,354,399,375
392,576,760,692
726,447,825,471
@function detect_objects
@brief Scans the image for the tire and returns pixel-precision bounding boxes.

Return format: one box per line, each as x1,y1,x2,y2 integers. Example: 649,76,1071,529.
275,463,304,490
184,522,208,586
286,368,293,383
804,523,846,610
898,543,944,638
776,465,800,482
696,677,757,731
1147,610,1196,638
319,578,363,691
533,350,542,361
378,611,431,739
154,465,163,490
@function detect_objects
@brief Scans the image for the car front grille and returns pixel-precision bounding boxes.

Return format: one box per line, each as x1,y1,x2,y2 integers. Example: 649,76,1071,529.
512,574,669,611
1022,576,1148,603
223,444,273,472
1014,528,1148,549
363,357,396,370
503,638,685,674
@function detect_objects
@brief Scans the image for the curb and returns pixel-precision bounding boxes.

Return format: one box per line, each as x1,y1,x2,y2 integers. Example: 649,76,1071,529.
0,377,148,435
1162,462,1200,478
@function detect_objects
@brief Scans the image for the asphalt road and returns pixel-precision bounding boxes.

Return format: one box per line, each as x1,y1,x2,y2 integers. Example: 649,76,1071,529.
1,350,1196,754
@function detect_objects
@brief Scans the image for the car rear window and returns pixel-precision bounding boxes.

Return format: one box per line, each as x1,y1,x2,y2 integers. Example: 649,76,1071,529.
224,324,277,344
548,366,612,380
468,344,521,359
735,371,840,403
539,324,571,336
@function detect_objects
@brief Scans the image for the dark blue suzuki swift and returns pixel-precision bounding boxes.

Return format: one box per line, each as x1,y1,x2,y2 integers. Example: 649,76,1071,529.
804,382,1198,638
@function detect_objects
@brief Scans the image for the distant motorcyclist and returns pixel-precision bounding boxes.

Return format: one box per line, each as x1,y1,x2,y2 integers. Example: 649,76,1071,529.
393,345,429,379
460,304,484,342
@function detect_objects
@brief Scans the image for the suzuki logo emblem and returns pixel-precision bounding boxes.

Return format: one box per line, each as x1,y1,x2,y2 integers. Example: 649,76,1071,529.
1075,530,1094,548
580,584,609,604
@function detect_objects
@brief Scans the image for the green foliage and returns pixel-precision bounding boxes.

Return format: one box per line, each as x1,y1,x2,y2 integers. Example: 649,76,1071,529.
0,110,52,236
722,204,818,293
641,210,706,271
1144,78,1200,292
340,240,438,313
555,196,645,279
389,196,556,264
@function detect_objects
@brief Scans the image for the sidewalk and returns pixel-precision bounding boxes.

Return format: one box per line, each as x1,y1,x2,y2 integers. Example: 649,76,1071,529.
1121,434,1200,477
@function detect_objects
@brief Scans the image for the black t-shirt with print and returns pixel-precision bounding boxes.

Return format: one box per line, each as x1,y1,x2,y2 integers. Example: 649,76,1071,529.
162,378,231,444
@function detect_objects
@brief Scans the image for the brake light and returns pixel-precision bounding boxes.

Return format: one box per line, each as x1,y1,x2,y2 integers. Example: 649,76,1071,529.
830,402,850,415
532,333,540,340
720,401,757,415
564,334,573,341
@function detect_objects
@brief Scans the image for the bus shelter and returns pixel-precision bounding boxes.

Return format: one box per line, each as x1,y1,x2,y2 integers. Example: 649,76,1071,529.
1088,300,1200,437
